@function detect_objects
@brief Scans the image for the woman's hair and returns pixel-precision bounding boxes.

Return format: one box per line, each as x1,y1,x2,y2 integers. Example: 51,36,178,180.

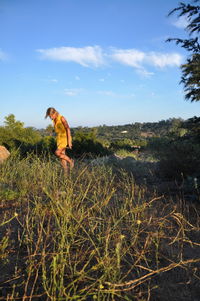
45,107,58,118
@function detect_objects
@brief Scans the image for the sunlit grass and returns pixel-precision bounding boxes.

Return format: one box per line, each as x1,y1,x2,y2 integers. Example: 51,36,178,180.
0,153,200,300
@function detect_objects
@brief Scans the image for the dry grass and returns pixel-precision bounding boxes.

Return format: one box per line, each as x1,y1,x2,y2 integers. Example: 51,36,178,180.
0,153,200,300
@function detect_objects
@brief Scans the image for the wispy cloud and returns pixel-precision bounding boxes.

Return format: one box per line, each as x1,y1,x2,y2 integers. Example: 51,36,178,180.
0,49,8,61
146,52,182,68
136,68,154,78
172,15,189,29
98,90,116,96
37,46,105,67
49,79,58,83
111,48,145,68
64,88,82,96
109,48,182,77
97,90,134,98
36,45,183,74
63,88,134,99
111,48,183,69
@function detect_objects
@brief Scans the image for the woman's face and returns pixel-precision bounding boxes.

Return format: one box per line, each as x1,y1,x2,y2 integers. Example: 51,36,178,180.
50,112,57,120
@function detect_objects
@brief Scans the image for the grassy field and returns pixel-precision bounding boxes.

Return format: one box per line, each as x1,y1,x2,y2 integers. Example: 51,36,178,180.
0,153,200,300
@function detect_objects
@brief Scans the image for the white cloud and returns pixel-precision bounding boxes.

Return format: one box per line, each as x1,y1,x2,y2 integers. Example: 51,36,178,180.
37,46,105,67
111,48,183,69
64,88,81,96
146,52,182,68
36,45,183,73
172,15,189,29
111,48,145,68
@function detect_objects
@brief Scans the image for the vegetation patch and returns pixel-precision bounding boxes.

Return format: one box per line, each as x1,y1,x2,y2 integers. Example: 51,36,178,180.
0,154,200,300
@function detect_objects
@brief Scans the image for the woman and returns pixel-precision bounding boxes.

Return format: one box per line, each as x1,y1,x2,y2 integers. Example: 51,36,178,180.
45,107,74,173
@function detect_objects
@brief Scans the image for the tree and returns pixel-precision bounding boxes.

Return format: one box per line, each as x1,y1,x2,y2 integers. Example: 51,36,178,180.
167,1,200,102
45,124,54,136
181,53,200,101
4,114,24,129
73,129,110,157
0,114,41,152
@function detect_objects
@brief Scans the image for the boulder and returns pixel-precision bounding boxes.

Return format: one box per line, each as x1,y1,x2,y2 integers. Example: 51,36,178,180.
90,155,120,166
0,146,10,163
120,156,136,168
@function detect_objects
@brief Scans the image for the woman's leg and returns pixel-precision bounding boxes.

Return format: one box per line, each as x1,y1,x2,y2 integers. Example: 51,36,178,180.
55,148,74,171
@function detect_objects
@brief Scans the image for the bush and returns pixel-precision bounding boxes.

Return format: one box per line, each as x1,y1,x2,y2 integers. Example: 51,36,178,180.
72,129,111,157
158,138,200,179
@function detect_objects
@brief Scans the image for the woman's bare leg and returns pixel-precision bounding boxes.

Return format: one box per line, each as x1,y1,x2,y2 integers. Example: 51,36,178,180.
55,148,74,172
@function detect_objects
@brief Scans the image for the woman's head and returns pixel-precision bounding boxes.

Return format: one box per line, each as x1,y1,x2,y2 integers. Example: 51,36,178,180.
45,107,58,120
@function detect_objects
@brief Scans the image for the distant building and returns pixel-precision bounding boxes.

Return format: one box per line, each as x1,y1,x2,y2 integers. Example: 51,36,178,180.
140,132,154,138
121,130,128,134
132,145,141,149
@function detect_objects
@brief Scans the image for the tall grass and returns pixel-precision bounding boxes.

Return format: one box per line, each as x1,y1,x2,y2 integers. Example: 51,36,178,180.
0,153,200,300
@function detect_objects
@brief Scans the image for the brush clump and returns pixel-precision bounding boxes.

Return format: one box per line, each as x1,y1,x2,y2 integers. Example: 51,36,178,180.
0,153,200,300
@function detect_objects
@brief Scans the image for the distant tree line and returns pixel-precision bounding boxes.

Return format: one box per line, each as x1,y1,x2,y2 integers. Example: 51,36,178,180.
1,114,200,179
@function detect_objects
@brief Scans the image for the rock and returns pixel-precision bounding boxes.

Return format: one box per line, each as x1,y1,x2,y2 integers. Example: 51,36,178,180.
90,156,110,166
0,146,10,163
89,155,159,184
90,155,121,166
120,156,136,170
107,155,122,165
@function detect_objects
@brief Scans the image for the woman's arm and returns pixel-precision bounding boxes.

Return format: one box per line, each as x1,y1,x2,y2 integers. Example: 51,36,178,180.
61,116,72,148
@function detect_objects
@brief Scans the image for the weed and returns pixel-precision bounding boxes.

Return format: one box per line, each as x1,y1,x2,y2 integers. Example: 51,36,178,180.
0,155,200,300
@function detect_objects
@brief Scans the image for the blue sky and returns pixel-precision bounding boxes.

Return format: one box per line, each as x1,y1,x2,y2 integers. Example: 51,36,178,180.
0,0,199,128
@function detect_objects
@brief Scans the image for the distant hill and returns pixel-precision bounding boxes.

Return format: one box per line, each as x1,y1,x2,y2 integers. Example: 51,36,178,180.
69,117,186,141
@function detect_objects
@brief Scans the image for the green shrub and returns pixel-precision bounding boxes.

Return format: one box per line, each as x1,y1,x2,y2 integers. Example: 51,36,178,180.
158,138,200,179
73,129,111,157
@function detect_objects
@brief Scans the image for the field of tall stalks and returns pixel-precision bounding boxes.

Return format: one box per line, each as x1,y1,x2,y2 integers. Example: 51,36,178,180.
0,153,200,300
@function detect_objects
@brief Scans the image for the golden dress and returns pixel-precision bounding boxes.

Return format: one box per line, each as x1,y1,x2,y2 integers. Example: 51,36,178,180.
53,114,68,149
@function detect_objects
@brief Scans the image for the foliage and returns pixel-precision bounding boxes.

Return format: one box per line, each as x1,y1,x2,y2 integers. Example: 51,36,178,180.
0,155,200,300
73,129,111,157
183,115,200,138
0,115,109,158
1,114,200,179
147,137,171,155
168,1,200,53
34,136,57,155
167,0,200,102
114,148,137,158
110,138,134,151
148,136,200,178
45,124,54,136
72,118,187,141
181,53,200,101
0,114,41,150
